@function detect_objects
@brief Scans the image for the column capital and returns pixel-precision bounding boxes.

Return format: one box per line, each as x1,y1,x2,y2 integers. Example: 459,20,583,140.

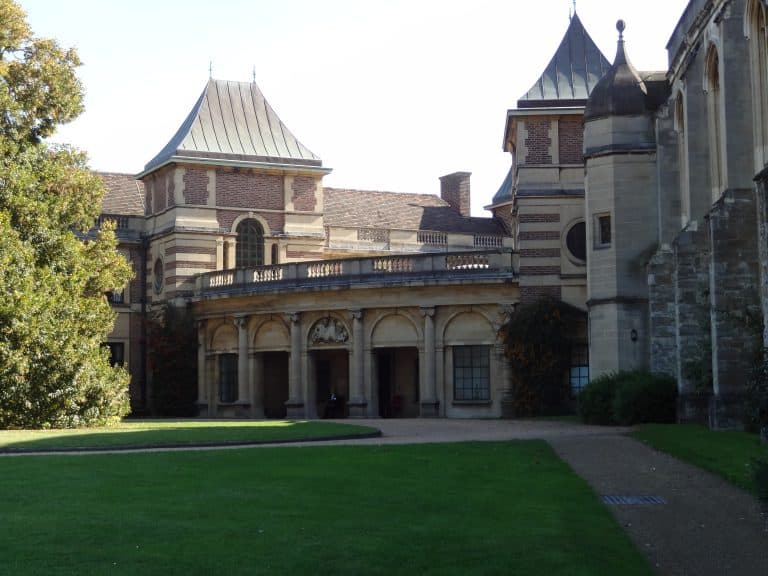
350,309,363,321
234,315,249,329
287,312,301,325
420,306,435,319
195,319,207,330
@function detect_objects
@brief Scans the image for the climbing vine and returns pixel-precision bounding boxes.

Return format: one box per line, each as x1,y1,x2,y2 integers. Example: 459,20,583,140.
501,297,585,416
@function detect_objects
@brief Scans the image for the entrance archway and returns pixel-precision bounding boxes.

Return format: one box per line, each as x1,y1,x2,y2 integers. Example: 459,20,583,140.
262,352,289,418
313,349,349,418
376,348,419,418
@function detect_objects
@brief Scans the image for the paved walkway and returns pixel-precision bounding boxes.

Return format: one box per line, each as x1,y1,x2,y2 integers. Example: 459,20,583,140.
4,419,767,574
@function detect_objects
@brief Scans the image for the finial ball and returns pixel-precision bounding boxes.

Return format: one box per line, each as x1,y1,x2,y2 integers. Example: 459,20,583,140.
616,19,626,34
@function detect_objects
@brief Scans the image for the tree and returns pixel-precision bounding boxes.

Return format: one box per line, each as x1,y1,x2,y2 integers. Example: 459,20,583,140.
0,0,132,428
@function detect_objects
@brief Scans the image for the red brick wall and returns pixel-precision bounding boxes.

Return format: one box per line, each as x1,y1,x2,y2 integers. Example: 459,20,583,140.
292,176,317,211
519,266,561,276
519,213,560,223
217,170,283,210
525,120,552,164
559,118,584,164
520,285,562,304
440,172,471,217
520,248,561,258
217,209,284,234
145,184,153,216
167,173,175,208
152,174,167,213
519,231,560,241
183,169,209,205
492,207,513,234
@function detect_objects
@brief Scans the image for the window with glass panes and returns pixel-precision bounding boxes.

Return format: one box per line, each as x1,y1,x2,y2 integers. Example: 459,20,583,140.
218,353,238,403
569,345,589,396
453,345,490,401
236,219,264,268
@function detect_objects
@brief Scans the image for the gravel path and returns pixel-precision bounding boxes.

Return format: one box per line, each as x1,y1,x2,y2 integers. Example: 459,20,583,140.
549,433,768,576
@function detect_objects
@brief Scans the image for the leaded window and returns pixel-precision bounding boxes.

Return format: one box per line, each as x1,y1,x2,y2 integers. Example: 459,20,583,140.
569,345,589,396
236,219,264,268
453,345,490,401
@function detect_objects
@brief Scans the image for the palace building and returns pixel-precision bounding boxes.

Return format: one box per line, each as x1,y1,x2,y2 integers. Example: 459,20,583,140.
100,0,768,426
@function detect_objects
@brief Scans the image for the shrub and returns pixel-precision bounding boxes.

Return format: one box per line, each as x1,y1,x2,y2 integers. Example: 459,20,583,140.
612,372,677,426
745,347,768,434
578,373,616,425
579,371,678,426
754,458,768,510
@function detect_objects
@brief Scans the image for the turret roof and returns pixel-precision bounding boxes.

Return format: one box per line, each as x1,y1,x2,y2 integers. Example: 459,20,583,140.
518,13,610,108
142,79,322,175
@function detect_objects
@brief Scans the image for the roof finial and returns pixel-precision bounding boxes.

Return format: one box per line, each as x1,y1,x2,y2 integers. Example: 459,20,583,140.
209,61,213,80
616,19,626,41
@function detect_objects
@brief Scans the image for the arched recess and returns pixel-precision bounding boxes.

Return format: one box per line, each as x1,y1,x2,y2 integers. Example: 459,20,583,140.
210,323,238,353
443,311,496,403
443,311,495,344
704,42,727,200
252,317,290,351
746,0,768,170
370,313,420,348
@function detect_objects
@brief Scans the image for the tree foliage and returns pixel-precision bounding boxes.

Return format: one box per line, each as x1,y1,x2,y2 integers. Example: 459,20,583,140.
148,304,198,417
501,297,585,416
0,0,131,428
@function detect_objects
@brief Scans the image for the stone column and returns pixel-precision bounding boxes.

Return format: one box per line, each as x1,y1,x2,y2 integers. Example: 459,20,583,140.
286,313,305,418
420,307,439,417
348,309,367,417
196,320,208,416
235,316,250,416
251,353,265,419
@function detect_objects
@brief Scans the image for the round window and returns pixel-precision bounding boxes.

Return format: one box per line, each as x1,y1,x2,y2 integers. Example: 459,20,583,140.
153,258,164,294
566,221,586,262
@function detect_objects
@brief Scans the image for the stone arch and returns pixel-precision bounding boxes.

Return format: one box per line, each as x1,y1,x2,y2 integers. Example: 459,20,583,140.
252,317,290,351
210,322,238,353
442,310,495,345
235,218,265,268
746,0,768,169
704,42,727,198
230,212,272,236
370,312,420,348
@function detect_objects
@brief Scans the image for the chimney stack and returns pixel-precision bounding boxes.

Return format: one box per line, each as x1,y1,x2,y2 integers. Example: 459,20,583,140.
439,172,471,217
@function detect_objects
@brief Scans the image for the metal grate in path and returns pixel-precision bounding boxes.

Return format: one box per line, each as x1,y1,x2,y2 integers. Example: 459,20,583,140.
602,495,667,505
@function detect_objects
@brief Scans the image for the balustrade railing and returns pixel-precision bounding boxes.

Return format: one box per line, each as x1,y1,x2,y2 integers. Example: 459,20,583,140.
197,249,515,294
473,234,503,248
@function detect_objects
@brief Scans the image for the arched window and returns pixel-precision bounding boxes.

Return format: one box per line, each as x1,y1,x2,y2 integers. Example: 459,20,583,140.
675,93,690,226
747,0,768,170
705,45,726,201
271,243,279,265
236,219,264,268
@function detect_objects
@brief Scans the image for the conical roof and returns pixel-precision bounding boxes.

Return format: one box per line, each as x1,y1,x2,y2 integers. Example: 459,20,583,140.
142,79,322,174
518,13,610,108
585,21,649,121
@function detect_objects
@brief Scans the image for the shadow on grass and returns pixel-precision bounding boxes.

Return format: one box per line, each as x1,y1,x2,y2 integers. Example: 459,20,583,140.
0,421,380,453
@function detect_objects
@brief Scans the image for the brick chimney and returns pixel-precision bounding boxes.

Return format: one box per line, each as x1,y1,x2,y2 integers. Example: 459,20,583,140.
440,172,471,217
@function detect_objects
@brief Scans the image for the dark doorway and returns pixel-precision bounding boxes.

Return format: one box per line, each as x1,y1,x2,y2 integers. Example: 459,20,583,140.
263,352,289,419
313,350,349,418
376,348,419,418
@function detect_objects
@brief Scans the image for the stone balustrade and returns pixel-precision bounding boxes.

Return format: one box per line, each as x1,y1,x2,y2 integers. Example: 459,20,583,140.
196,249,517,297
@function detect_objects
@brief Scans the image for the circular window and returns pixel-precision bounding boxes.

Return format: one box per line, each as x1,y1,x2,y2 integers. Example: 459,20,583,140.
566,221,586,262
153,258,164,294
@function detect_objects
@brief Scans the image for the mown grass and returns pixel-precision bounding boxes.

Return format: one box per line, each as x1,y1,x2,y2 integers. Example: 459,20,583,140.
632,423,768,494
0,420,377,451
0,441,651,575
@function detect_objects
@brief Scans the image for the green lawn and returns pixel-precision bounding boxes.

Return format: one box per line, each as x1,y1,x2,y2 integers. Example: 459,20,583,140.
632,424,768,494
0,442,651,575
0,420,378,451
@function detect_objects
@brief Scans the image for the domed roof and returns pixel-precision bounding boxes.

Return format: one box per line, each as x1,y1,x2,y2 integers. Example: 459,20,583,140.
585,21,649,121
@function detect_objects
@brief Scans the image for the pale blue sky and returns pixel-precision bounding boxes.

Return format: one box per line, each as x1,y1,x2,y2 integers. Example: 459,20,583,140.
19,0,689,215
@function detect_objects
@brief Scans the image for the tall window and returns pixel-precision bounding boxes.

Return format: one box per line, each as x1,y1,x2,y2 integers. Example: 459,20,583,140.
594,213,611,249
219,354,238,403
236,219,264,268
675,93,691,227
453,345,490,401
569,345,589,396
747,0,768,170
102,342,125,367
705,45,725,200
